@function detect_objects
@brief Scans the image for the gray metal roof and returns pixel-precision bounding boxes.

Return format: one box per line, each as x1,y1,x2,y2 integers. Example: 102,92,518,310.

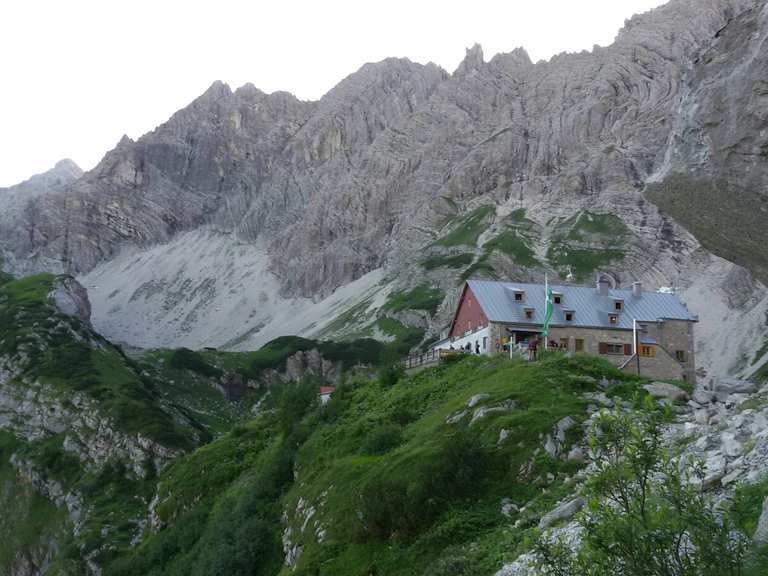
466,279,697,330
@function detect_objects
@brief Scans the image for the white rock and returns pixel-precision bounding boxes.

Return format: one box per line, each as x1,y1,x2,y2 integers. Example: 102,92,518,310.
721,468,743,486
721,432,743,457
754,496,768,544
539,498,586,530
467,393,490,408
644,382,689,402
501,498,519,518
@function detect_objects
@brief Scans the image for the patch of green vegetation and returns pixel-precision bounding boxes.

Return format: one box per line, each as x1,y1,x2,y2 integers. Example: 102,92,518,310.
546,211,629,280
0,432,68,573
140,350,247,436
196,336,388,385
383,285,444,316
455,208,541,283
433,205,495,248
458,253,497,284
376,317,426,356
420,253,475,271
732,477,768,575
0,274,198,450
484,229,538,267
317,298,377,339
754,338,768,366
752,362,768,384
646,174,768,285
104,354,644,576
536,402,751,576
169,348,223,378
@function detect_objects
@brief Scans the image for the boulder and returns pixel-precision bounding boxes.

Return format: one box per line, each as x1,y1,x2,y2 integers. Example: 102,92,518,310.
755,496,768,544
48,276,91,326
692,389,715,405
538,497,586,530
500,498,519,518
643,382,689,402
467,393,490,408
721,431,743,457
715,379,757,396
700,453,727,490
567,446,585,462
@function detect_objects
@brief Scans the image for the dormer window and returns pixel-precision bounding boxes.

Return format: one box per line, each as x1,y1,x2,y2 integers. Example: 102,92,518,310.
524,308,534,320
553,292,562,305
564,310,574,322
609,313,619,325
614,299,624,311
514,291,525,302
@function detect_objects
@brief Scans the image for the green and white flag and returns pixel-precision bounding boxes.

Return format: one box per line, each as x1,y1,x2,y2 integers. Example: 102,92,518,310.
542,275,554,338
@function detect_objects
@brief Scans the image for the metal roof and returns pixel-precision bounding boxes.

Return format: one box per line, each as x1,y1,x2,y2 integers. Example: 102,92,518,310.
466,279,697,330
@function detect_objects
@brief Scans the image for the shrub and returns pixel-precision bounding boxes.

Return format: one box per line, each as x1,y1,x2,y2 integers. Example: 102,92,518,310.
535,399,748,576
169,348,222,378
360,430,490,538
361,423,403,456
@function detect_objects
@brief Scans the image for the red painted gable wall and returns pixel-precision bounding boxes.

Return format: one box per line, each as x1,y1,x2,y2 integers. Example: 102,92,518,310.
450,286,488,338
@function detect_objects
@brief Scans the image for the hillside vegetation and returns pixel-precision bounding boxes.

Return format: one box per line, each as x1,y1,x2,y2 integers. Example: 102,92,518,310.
104,353,645,576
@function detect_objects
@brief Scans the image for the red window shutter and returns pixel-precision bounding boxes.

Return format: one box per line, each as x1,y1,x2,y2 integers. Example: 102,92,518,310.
624,344,632,355
598,342,608,354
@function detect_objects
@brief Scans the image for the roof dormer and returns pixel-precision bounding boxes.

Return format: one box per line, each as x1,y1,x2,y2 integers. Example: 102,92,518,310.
506,287,525,302
553,292,563,305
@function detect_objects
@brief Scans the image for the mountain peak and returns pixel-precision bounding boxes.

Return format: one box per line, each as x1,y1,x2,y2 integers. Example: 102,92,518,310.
201,80,232,101
53,158,83,178
454,43,485,76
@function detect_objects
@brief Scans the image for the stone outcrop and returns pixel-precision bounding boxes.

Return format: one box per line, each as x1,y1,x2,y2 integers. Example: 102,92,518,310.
48,275,92,326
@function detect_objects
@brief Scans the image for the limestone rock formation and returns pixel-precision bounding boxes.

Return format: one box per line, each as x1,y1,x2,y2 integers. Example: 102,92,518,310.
0,0,766,384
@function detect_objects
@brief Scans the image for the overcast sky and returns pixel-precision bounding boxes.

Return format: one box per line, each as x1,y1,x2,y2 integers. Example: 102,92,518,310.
0,0,667,187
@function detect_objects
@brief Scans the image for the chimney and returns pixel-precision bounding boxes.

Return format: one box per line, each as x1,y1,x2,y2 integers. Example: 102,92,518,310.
632,281,642,298
597,278,610,296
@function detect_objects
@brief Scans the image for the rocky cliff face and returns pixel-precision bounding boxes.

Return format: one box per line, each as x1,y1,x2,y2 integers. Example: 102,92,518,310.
0,0,766,383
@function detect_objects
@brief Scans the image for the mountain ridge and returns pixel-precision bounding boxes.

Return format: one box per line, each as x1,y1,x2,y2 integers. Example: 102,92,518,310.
0,0,766,384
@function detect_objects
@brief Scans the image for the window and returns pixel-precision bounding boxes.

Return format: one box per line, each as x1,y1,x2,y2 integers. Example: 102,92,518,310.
559,338,569,350
524,308,534,320
483,337,488,350
514,291,524,302
609,314,619,325
600,342,628,355
614,300,624,311
575,339,584,352
565,311,574,322
553,293,562,305
640,345,656,358
675,350,687,362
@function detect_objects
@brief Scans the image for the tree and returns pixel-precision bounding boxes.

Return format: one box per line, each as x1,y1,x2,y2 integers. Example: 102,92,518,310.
536,398,747,576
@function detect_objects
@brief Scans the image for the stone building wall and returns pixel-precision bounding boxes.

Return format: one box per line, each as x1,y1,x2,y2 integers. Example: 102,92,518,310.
487,320,696,383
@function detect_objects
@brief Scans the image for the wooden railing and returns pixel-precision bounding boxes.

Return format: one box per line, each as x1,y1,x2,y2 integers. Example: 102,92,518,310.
404,349,466,370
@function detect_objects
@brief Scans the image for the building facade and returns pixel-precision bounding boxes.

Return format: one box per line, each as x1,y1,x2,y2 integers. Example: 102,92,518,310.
436,279,698,383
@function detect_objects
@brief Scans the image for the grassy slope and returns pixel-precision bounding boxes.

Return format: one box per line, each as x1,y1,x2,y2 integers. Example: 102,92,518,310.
106,354,648,576
433,206,496,248
0,432,68,572
0,274,200,449
546,211,629,280
0,274,222,570
646,174,768,285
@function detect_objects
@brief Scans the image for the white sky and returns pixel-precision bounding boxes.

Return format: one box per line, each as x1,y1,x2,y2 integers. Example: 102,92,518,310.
0,0,666,187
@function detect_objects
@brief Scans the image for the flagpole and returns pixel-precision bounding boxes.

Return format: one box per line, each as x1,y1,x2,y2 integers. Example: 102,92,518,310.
544,273,548,351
